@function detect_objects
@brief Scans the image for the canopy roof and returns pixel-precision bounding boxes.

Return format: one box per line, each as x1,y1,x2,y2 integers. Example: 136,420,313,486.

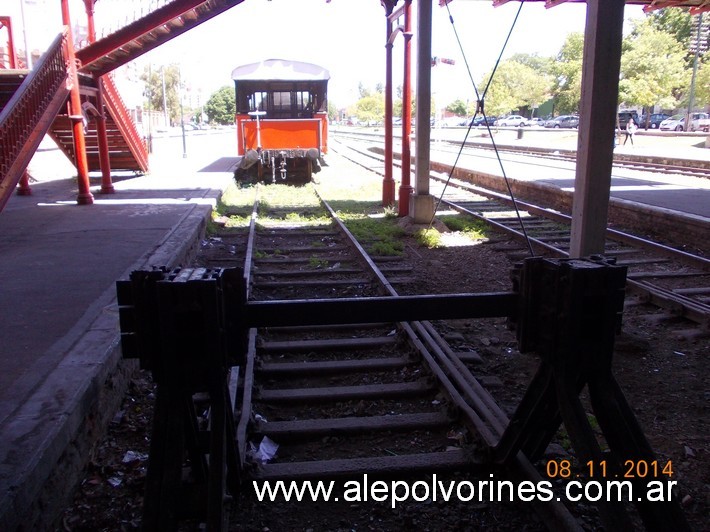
231,59,330,82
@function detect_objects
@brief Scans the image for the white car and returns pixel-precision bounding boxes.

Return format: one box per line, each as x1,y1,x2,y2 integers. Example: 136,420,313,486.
659,114,685,131
524,117,546,127
496,115,526,127
659,112,709,132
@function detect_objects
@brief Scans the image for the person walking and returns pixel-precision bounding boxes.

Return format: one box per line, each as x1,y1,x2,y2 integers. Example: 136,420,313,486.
624,117,637,146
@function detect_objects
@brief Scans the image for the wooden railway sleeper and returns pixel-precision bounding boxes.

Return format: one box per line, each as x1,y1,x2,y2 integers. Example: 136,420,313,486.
116,255,691,531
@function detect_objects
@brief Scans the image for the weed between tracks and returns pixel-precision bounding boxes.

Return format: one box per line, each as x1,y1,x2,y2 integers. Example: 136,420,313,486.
58,156,706,531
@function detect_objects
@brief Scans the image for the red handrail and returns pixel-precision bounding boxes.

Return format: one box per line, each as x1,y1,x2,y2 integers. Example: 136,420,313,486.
102,73,149,172
0,29,71,212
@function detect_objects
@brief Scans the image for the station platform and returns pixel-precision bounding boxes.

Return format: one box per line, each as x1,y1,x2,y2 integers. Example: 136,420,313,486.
0,127,708,529
0,132,236,530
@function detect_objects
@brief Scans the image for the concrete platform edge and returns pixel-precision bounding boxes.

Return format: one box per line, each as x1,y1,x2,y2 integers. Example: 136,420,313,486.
431,160,710,254
0,201,215,531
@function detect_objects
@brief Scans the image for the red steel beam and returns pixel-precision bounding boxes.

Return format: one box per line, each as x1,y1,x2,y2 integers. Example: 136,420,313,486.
76,0,206,66
76,0,245,73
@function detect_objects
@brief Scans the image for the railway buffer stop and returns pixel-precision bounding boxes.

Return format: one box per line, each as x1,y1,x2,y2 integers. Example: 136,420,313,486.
116,0,704,529
117,257,689,530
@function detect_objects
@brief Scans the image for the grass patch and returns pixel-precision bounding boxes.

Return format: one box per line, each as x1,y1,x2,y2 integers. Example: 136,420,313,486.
439,215,489,240
415,228,443,249
309,257,329,269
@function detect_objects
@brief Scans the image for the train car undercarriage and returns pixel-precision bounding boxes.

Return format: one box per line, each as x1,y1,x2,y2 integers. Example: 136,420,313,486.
234,147,322,185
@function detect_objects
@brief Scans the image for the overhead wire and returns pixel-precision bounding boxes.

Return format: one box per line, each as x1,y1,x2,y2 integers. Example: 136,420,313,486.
430,0,536,258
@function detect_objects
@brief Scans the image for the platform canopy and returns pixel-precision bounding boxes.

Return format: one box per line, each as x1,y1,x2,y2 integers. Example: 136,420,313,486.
231,59,331,81
441,0,710,14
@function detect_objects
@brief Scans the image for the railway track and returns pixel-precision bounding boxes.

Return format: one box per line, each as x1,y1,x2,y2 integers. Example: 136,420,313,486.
111,151,699,530
201,186,583,529
330,135,710,332
333,128,710,179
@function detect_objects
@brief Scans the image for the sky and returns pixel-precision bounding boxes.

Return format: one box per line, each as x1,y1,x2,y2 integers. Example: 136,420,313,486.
4,0,647,109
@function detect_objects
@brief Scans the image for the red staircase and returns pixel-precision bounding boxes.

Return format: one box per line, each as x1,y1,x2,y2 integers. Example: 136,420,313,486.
76,0,246,77
0,30,70,212
1,0,247,212
48,74,149,173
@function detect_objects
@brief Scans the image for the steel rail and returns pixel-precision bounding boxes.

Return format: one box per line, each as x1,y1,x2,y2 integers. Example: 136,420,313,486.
333,128,710,179
331,136,710,329
315,187,582,530
235,184,581,529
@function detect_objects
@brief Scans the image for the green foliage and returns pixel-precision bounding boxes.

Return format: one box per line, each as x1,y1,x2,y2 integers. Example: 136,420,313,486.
351,93,385,123
552,32,584,114
446,99,468,116
204,86,236,125
415,228,442,249
648,8,694,61
370,240,404,256
328,100,339,122
309,257,329,269
141,64,181,125
439,215,488,240
479,60,552,117
620,19,688,110
695,59,710,106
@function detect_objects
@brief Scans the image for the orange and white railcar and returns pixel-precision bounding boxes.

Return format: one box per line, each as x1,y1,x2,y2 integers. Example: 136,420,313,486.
232,59,329,183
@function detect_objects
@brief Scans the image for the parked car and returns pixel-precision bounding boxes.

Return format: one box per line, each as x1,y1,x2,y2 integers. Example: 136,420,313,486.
659,114,685,131
688,112,709,132
697,115,710,133
523,117,546,127
618,111,640,130
469,115,497,127
436,116,466,128
659,112,709,132
640,113,670,129
496,114,527,127
544,115,579,128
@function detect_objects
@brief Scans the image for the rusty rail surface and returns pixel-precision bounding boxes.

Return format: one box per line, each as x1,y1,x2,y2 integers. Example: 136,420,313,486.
102,74,149,173
0,29,70,212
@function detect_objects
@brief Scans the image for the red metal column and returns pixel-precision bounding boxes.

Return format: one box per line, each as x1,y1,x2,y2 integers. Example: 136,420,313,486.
398,0,413,217
84,0,114,194
17,171,32,196
382,2,396,207
0,17,17,68
62,0,94,205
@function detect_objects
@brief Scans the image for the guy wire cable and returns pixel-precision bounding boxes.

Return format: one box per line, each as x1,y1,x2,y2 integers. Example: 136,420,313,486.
431,0,535,258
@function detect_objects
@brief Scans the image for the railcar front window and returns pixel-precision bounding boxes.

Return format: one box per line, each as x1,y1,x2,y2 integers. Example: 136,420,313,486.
249,91,267,113
273,91,291,113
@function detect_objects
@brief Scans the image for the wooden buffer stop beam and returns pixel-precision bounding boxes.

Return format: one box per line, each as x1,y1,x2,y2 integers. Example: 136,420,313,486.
116,258,689,531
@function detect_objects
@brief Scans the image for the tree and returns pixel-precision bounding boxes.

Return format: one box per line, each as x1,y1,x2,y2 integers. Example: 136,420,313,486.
327,100,339,122
552,32,584,114
695,58,710,106
648,8,694,60
446,99,468,116
204,86,236,125
350,93,385,123
141,64,181,125
620,18,688,116
478,59,552,117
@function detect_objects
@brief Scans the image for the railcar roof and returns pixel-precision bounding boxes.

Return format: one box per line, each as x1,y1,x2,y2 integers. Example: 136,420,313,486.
231,59,330,81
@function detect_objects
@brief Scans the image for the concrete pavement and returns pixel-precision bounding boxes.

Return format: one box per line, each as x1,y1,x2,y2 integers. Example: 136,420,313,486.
0,129,236,530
